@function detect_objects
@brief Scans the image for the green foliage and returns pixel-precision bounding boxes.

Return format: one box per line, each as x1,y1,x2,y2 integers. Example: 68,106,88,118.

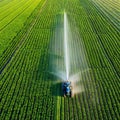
0,0,119,120
0,0,41,55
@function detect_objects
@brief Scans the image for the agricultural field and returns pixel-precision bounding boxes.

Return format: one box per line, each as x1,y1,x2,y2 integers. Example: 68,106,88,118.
0,0,120,120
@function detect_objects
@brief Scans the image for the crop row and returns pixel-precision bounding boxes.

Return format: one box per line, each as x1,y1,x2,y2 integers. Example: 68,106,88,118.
91,0,120,31
0,0,38,30
0,0,119,120
0,0,46,72
92,0,120,19
0,0,41,55
83,0,120,75
0,0,64,119
0,0,27,20
55,0,120,120
0,0,25,13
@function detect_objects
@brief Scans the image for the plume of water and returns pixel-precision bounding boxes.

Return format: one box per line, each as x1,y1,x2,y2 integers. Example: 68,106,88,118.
49,11,91,96
64,11,70,80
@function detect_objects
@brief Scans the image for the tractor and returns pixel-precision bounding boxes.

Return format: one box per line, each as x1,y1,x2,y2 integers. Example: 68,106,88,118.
62,80,72,97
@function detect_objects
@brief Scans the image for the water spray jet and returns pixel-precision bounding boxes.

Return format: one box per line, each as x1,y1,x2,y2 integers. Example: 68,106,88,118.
64,11,70,81
49,11,88,97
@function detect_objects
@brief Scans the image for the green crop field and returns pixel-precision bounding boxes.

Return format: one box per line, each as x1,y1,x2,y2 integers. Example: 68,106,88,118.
0,0,120,120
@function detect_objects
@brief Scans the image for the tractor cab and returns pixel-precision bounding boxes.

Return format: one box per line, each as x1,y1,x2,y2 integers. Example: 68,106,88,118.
63,81,72,97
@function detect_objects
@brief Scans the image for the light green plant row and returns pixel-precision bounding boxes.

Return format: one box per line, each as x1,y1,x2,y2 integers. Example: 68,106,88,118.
0,0,36,29
0,0,23,12
0,0,12,8
0,0,41,55
0,0,26,20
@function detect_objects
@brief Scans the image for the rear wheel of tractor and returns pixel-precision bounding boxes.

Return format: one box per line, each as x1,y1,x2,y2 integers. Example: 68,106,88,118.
70,91,72,97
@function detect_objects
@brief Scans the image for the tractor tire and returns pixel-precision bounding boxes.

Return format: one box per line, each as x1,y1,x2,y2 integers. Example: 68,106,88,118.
70,91,72,97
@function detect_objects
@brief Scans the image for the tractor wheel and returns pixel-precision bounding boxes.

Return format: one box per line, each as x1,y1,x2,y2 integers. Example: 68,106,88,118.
70,91,72,97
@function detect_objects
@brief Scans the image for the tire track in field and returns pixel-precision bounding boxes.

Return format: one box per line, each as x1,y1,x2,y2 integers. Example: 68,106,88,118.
0,0,47,74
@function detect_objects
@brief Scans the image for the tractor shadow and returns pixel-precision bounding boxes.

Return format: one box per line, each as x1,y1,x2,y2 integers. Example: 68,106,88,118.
37,13,65,97
49,74,63,97
37,53,63,97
